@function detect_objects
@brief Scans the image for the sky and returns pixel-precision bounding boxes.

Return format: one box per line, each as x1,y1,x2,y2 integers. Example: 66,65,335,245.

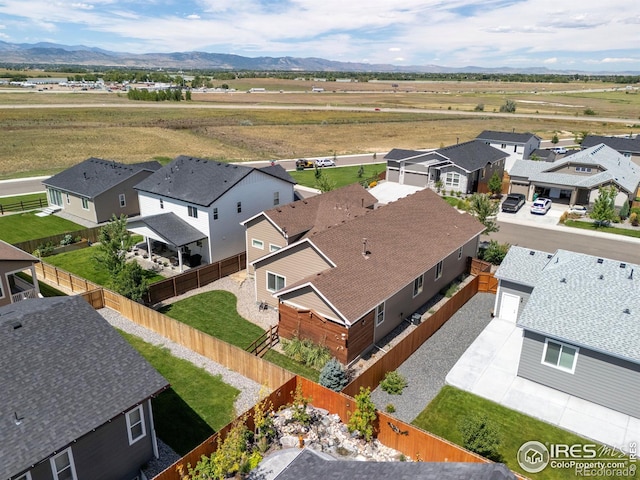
0,0,639,72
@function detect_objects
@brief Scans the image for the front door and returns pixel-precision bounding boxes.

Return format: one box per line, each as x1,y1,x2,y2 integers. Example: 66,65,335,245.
499,293,520,322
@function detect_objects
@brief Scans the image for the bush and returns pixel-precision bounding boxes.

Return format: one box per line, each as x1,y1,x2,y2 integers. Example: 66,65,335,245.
459,415,502,462
33,242,55,258
60,234,74,246
630,212,639,226
443,281,461,298
347,387,376,441
474,103,484,112
559,211,568,224
619,199,630,220
385,403,396,413
282,336,332,370
499,99,516,113
319,358,348,392
584,108,596,115
380,370,408,395
479,241,510,265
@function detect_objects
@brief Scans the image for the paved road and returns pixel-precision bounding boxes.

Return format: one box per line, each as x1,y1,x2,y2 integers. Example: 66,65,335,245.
0,176,50,197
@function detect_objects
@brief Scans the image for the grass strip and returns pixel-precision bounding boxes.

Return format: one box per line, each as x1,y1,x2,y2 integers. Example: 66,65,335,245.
564,219,640,239
0,212,83,244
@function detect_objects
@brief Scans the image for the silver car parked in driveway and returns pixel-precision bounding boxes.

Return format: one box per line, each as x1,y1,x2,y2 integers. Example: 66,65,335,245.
530,198,552,215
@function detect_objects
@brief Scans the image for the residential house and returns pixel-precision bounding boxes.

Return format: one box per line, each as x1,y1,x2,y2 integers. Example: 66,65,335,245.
384,140,507,195
249,188,485,364
1,295,169,480
581,134,640,162
494,246,640,418
475,130,541,172
42,157,161,224
0,240,40,307
508,143,640,206
130,156,296,271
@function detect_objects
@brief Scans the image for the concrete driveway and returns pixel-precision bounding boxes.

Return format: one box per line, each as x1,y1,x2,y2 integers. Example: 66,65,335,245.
498,199,566,227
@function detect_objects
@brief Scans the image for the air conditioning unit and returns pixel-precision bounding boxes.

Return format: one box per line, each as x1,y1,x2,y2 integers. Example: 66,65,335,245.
411,313,422,325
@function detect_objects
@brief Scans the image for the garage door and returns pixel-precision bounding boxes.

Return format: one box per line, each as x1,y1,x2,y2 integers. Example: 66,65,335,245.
499,293,520,322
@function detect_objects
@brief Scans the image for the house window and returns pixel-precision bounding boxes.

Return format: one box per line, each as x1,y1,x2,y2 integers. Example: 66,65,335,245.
375,302,385,326
444,172,460,188
501,143,506,149
66,193,70,204
126,405,147,445
252,239,264,249
49,189,63,207
458,247,463,260
481,167,486,179
213,208,218,220
542,339,578,373
237,202,242,213
575,167,592,173
160,199,164,209
269,244,281,252
435,261,443,279
50,448,77,480
0,280,4,300
267,272,285,292
188,206,198,218
273,191,280,206
81,198,89,210
413,274,424,297
119,194,126,207
15,473,32,480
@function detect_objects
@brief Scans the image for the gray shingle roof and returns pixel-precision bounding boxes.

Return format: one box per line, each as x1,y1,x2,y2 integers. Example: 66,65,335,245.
476,130,540,144
0,296,168,478
384,148,432,161
502,247,640,363
42,158,161,199
0,240,38,263
127,212,207,246
581,135,640,154
436,140,506,172
134,156,295,207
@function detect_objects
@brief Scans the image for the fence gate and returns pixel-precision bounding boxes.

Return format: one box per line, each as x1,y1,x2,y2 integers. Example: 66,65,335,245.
246,325,279,357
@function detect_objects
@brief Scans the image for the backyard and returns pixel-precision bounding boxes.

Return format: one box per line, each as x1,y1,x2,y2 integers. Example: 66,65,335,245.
288,163,385,190
0,211,83,244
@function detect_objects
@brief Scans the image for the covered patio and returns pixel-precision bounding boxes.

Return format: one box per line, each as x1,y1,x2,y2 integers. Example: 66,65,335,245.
127,213,208,273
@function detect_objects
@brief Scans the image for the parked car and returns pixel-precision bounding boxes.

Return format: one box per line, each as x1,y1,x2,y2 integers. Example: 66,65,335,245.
567,204,588,216
315,158,336,167
501,193,526,213
552,147,568,154
295,158,315,169
530,198,552,215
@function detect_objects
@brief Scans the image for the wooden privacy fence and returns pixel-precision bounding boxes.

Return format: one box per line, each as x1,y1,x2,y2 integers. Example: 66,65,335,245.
470,257,492,275
34,262,101,294
13,226,102,253
477,271,498,293
342,275,480,398
146,252,246,304
153,376,490,480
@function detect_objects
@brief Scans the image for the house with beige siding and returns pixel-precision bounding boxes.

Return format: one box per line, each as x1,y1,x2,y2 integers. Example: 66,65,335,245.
0,240,40,307
43,158,161,224
248,187,485,364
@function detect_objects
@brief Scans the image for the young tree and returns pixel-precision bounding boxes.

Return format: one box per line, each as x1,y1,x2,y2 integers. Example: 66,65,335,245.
619,198,630,220
347,387,377,441
551,133,559,145
113,261,149,302
459,415,502,462
96,214,134,275
468,193,499,233
487,172,503,196
315,172,337,192
319,358,348,392
590,186,617,227
499,99,516,113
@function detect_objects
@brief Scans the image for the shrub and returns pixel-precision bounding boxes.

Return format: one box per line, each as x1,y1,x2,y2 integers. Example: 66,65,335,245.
60,234,74,246
385,403,396,413
619,199,630,220
380,370,408,395
630,212,639,226
369,181,377,188
459,415,502,462
474,103,484,112
319,358,348,392
499,99,516,113
347,387,377,441
584,108,596,115
443,281,461,298
33,242,55,258
559,211,568,224
290,383,312,426
479,240,510,265
282,336,331,370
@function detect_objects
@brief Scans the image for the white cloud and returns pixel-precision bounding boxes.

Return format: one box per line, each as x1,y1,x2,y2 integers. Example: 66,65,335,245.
543,57,558,64
388,47,401,52
186,14,200,19
71,3,94,10
602,57,637,63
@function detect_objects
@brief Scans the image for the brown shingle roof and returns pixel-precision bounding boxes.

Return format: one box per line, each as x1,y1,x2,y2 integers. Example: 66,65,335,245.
280,188,484,322
264,184,377,238
0,240,38,263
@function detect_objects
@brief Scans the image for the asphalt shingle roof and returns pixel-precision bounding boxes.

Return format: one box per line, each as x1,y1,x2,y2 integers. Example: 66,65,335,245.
134,156,295,207
127,212,208,246
0,296,168,478
581,135,640,154
384,148,433,161
476,130,540,144
435,140,506,172
42,158,161,199
0,240,38,263
494,246,554,287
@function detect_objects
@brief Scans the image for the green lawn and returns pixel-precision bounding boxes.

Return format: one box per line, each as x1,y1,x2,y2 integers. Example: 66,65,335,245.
0,192,48,212
15,271,67,297
565,219,640,238
413,386,635,479
0,211,83,244
159,290,320,380
119,330,240,455
289,163,385,189
45,245,164,286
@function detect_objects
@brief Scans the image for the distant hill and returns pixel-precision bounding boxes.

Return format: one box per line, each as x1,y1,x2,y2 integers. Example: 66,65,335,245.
0,40,638,75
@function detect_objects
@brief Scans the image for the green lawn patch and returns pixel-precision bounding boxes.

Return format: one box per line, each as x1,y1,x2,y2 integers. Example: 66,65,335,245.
263,350,320,382
288,163,385,189
15,271,67,297
119,330,240,455
0,212,83,244
0,192,48,212
564,219,640,239
413,386,634,479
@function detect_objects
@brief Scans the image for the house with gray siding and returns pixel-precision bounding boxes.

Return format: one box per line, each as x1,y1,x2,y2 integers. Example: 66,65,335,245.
384,140,506,195
1,296,168,480
475,130,541,172
495,246,640,418
581,134,640,162
43,158,161,224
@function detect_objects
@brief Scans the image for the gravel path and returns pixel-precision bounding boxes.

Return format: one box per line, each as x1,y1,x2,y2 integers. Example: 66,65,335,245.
370,293,496,423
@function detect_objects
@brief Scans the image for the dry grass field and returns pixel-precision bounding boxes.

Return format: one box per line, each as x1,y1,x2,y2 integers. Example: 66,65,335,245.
1,78,639,179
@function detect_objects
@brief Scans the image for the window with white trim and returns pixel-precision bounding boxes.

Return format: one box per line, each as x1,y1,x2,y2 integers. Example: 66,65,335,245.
375,302,385,326
119,193,126,207
273,191,280,206
575,166,592,173
50,448,77,480
81,198,89,210
14,473,31,480
435,261,443,279
66,193,70,204
159,199,164,209
252,239,264,249
237,201,242,213
458,247,463,260
267,272,285,292
213,208,218,220
188,206,198,218
444,172,460,188
126,405,147,445
542,339,578,373
413,275,424,297
269,244,281,252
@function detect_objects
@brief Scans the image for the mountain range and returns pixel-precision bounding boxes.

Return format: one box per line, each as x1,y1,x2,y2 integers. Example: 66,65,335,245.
0,41,637,75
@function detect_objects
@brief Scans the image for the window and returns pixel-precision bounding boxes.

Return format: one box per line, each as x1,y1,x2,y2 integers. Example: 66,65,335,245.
119,193,126,207
481,167,486,179
458,247,463,260
413,275,424,297
126,405,147,445
49,189,63,207
15,473,32,480
81,198,89,210
237,201,242,213
542,339,578,373
273,191,280,206
50,448,77,480
159,199,164,209
435,261,443,279
269,244,281,252
0,280,4,299
267,272,285,292
501,143,506,149
188,205,198,218
213,208,218,220
375,302,385,326
66,193,70,204
252,239,264,249
575,167,592,173
444,172,460,188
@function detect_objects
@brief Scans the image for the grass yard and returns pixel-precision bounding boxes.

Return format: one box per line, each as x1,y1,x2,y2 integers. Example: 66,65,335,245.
289,163,385,189
44,245,164,286
413,386,635,479
15,272,67,297
159,290,320,380
565,219,640,238
0,192,48,210
119,330,240,455
0,212,83,244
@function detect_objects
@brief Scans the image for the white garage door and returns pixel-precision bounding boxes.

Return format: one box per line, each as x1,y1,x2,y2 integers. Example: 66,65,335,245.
499,293,520,322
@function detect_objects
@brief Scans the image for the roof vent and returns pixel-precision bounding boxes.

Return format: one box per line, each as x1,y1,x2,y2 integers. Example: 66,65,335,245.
547,254,553,259
620,263,626,268
599,274,604,280
529,250,535,256
10,321,22,330
560,278,567,283
623,308,631,314
597,258,604,264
